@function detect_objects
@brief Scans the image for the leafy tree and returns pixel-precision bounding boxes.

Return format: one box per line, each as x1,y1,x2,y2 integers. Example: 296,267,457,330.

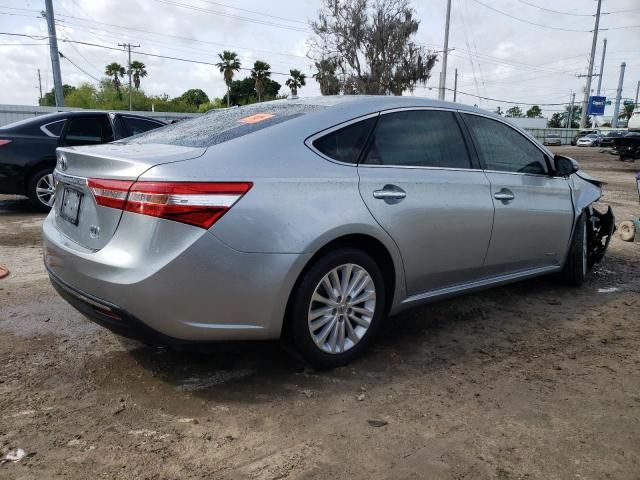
224,76,281,105
39,84,76,106
310,0,437,95
619,103,634,120
285,69,306,97
600,121,612,127
198,98,226,112
526,105,542,118
547,113,564,128
105,62,126,98
493,106,503,116
129,61,147,90
216,50,241,107
313,58,340,95
178,89,210,108
251,60,271,102
505,106,524,118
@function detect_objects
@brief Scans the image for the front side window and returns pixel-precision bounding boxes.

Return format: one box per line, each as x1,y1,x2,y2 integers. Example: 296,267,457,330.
63,116,114,146
463,114,548,174
362,110,472,169
312,117,376,164
121,116,164,136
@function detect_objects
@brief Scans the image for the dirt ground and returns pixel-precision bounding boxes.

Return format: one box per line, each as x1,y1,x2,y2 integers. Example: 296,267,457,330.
1,146,639,479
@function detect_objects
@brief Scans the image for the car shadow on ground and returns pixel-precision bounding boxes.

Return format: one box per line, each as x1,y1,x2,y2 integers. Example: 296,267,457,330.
119,272,596,405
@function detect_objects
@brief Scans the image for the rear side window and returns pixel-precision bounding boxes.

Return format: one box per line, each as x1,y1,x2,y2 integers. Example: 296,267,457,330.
42,120,65,137
362,110,472,168
123,102,325,148
463,114,548,174
312,117,376,164
121,116,164,136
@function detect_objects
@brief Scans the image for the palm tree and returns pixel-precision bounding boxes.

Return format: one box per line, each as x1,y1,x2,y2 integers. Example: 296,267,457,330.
285,69,306,97
105,62,125,97
619,103,635,121
129,61,147,90
312,58,340,95
216,51,241,107
251,60,271,102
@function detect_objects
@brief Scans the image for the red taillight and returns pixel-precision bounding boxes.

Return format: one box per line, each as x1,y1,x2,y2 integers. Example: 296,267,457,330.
87,179,252,229
0,139,11,147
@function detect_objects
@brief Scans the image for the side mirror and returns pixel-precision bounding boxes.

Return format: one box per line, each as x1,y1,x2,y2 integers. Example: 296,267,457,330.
554,155,580,176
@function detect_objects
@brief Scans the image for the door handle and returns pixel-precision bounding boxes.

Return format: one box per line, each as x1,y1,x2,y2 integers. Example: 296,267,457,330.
373,190,406,200
494,189,515,202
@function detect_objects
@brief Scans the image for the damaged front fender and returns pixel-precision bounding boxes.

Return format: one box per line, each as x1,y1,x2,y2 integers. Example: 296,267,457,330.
570,171,615,266
586,205,615,266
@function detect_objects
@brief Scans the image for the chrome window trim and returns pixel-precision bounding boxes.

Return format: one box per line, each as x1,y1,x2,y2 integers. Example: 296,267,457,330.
40,120,65,138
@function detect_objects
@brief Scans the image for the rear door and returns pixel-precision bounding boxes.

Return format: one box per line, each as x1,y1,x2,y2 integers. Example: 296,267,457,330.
461,113,574,275
357,109,494,295
119,115,165,137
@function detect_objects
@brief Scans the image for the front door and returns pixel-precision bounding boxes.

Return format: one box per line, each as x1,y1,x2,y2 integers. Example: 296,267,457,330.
357,109,494,296
461,113,574,275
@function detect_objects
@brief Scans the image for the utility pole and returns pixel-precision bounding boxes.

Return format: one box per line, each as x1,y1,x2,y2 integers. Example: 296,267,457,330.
611,62,626,128
579,0,602,128
453,68,458,102
567,91,576,129
596,38,607,96
44,0,64,107
37,69,43,103
438,0,452,101
635,80,639,107
118,42,140,111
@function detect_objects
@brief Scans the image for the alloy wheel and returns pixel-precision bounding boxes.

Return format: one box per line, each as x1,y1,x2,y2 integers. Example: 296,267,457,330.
36,173,55,207
307,263,376,354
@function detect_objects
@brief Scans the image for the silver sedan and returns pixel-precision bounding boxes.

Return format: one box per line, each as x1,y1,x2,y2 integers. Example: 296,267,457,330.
43,96,614,369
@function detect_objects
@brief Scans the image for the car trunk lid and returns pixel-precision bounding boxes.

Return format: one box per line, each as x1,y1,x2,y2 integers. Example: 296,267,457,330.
53,143,206,251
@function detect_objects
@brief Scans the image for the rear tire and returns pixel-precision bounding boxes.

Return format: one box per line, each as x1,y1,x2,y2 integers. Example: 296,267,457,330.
562,213,588,286
289,248,386,370
27,168,55,212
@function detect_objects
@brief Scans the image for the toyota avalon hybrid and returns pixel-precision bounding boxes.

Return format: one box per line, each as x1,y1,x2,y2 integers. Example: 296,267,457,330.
43,96,614,369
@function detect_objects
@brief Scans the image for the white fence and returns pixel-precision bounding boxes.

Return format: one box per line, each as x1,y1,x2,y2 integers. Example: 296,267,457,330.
0,104,201,127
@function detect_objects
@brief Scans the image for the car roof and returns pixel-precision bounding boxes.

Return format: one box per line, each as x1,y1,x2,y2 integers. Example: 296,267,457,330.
0,110,164,132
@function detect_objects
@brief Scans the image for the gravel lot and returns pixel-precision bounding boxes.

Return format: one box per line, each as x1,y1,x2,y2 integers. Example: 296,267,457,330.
1,146,639,479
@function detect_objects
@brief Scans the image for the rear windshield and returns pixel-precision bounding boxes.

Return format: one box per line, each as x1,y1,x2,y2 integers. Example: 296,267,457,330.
121,102,325,148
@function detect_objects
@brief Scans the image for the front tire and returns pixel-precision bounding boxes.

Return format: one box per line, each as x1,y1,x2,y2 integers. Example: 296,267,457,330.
562,213,588,286
289,248,386,369
27,168,56,211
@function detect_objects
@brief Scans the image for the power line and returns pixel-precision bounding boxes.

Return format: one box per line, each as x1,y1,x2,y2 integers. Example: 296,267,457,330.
53,15,308,59
468,0,592,32
151,0,310,33
512,0,593,16
58,50,101,82
196,0,307,25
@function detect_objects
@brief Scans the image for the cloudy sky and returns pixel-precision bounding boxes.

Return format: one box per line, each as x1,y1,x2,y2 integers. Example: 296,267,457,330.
0,0,639,119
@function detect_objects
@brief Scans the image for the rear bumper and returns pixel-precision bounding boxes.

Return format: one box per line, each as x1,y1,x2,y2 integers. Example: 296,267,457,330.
43,211,311,342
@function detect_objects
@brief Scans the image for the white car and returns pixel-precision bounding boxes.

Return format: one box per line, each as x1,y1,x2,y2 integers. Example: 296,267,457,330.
577,134,601,147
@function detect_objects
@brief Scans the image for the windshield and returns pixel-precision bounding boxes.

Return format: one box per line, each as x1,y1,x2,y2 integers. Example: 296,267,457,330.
120,101,326,148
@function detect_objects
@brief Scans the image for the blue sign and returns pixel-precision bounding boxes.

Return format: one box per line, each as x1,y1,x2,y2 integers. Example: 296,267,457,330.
588,96,606,115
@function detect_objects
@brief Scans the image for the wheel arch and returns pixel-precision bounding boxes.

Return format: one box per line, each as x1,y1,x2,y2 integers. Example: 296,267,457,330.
23,155,57,191
280,232,404,339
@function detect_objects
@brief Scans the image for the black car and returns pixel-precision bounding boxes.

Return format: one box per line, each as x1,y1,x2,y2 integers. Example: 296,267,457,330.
600,130,626,147
0,111,166,210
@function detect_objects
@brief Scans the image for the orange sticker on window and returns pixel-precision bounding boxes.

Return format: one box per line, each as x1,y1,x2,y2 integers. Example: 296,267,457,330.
238,113,274,124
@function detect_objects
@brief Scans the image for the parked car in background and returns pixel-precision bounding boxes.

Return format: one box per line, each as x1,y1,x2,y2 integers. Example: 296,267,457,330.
0,111,165,210
571,129,600,146
543,133,562,146
577,133,602,147
613,132,640,161
599,130,626,147
43,96,614,369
